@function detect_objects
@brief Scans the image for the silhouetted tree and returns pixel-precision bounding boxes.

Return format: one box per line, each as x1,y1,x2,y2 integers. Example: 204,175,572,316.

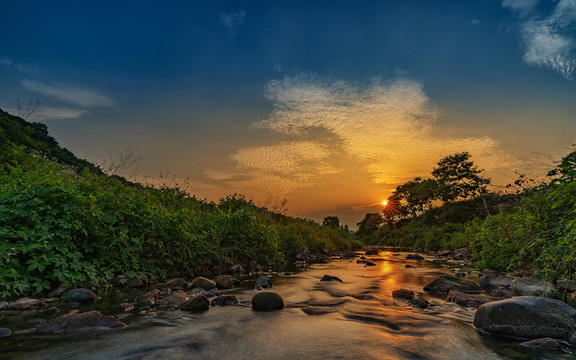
432,152,490,203
322,216,340,228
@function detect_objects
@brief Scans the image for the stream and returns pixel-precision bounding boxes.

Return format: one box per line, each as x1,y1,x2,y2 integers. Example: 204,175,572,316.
1,251,575,359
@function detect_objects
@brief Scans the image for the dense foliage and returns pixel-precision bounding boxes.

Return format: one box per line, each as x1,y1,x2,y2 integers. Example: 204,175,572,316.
0,110,357,298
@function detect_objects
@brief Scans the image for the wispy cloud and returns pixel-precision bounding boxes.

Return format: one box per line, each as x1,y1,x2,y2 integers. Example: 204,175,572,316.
219,11,246,31
470,19,481,25
0,56,39,74
34,107,89,120
504,0,576,80
22,80,114,107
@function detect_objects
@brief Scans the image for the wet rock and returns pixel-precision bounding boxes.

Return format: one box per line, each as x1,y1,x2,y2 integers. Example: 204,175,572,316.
356,259,367,264
118,303,134,312
392,289,415,300
157,290,189,308
9,297,40,310
364,261,376,266
406,298,429,309
490,289,513,300
127,274,148,288
230,264,245,274
558,280,576,292
214,275,235,290
405,265,415,269
482,269,500,277
365,249,380,256
38,306,60,316
232,278,243,286
296,248,309,260
63,289,98,304
432,259,448,263
424,275,481,294
478,275,515,289
474,296,576,339
0,301,8,310
190,276,217,290
135,289,160,306
255,276,273,290
27,318,45,325
510,278,558,297
446,291,492,308
301,307,335,315
453,248,468,259
519,337,563,350
320,275,343,283
454,268,472,277
569,331,576,345
161,278,187,290
204,288,220,297
181,294,210,311
47,283,71,298
281,272,293,276
38,311,126,333
252,292,284,311
406,254,424,260
0,328,12,339
211,295,239,306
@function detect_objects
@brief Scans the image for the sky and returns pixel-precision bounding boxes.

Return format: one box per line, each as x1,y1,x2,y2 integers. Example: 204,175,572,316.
1,0,575,227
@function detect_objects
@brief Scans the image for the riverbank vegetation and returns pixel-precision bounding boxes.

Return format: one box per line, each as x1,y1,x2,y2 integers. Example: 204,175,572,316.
0,109,357,298
359,149,576,283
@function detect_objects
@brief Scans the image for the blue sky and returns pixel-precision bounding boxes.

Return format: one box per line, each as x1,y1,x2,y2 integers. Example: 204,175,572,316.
1,0,575,225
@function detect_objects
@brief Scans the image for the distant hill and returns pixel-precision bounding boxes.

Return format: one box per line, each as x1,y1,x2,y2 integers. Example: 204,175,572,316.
0,108,102,174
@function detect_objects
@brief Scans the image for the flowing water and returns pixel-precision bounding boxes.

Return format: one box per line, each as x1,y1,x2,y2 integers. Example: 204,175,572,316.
1,251,575,359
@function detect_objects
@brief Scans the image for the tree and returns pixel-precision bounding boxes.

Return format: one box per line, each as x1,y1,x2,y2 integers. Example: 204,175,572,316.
393,177,439,216
322,216,340,228
356,213,383,237
432,152,490,203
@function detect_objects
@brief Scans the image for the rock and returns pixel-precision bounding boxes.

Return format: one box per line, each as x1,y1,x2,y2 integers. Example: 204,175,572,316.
230,264,245,274
519,337,563,350
204,288,220,297
135,289,160,306
214,275,235,290
453,248,468,259
63,289,98,304
127,274,148,288
569,331,576,345
281,272,293,276
38,306,60,316
118,303,134,312
0,301,8,310
490,289,513,300
38,311,126,333
255,276,273,289
482,269,500,277
181,294,210,311
365,249,380,256
510,278,559,297
161,278,187,290
211,295,239,306
406,298,429,309
190,276,217,290
27,318,45,325
364,261,376,266
406,254,424,260
0,328,12,339
454,268,472,277
474,296,576,339
446,291,492,308
252,292,284,311
424,275,481,294
232,278,243,286
320,275,343,283
356,260,367,264
478,275,515,289
558,280,576,292
47,283,71,298
296,248,309,260
157,290,189,308
432,259,448,263
392,289,415,300
405,265,415,269
9,297,40,310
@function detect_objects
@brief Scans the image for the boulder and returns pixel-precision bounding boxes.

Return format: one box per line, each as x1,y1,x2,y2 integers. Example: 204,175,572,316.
510,278,558,297
406,298,429,309
47,283,71,298
454,268,472,277
446,291,492,308
214,275,235,290
0,328,12,339
190,276,217,290
392,289,415,300
118,303,134,312
453,248,469,259
558,280,576,292
474,296,576,339
255,276,273,289
180,294,210,311
478,275,515,289
320,275,343,283
63,289,98,304
161,278,187,290
38,311,126,333
519,337,562,350
364,261,376,266
127,274,148,288
252,292,284,311
157,290,189,308
490,289,513,300
424,275,481,294
135,289,160,306
211,295,239,306
38,306,60,316
406,254,424,260
9,297,40,310
0,301,8,310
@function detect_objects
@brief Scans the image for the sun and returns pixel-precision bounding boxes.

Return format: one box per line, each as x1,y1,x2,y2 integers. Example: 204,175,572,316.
382,200,388,206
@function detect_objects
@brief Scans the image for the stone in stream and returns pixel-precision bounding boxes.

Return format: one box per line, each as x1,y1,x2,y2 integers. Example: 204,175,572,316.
190,276,217,290
478,274,515,289
320,275,343,283
47,283,71,298
423,275,481,294
510,278,559,297
161,278,187,290
474,296,576,340
392,289,415,300
63,289,99,304
446,291,492,308
251,292,284,311
38,311,126,333
38,306,60,316
364,261,376,266
0,328,12,339
214,275,235,290
157,290,189,308
118,303,134,312
519,337,563,350
9,298,40,310
180,294,210,311
211,295,239,306
405,254,424,260
127,274,148,288
255,276,273,290
365,249,380,256
405,265,415,269
406,298,429,309
135,289,160,306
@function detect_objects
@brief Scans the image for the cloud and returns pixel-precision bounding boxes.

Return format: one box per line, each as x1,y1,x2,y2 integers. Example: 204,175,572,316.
34,107,89,120
219,11,246,30
504,0,576,79
0,56,38,74
502,0,540,18
202,74,512,205
22,80,114,107
470,19,481,25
